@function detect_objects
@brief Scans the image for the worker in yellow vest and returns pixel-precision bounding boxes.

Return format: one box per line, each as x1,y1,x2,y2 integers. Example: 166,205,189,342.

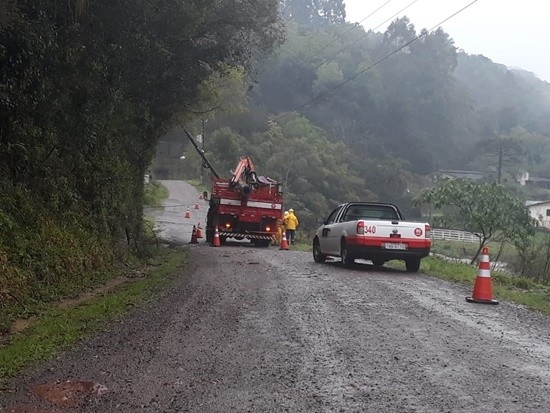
283,208,299,244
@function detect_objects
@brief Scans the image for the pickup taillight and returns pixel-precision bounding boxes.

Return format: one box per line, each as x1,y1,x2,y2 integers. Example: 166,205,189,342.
425,224,431,238
356,221,365,235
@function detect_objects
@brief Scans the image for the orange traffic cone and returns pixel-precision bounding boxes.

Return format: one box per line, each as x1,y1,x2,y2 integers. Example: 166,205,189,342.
196,223,203,238
280,232,289,250
184,208,191,219
466,247,498,305
194,201,199,209
189,225,198,244
212,226,221,247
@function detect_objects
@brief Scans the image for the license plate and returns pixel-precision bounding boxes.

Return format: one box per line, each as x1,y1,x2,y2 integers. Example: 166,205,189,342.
384,242,407,250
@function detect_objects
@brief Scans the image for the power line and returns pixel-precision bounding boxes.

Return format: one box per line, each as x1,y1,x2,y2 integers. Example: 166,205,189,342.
313,0,420,73
355,0,393,26
273,0,479,122
313,0,393,57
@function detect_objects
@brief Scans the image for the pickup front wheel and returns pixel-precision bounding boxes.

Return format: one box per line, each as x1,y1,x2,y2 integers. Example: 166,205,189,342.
341,242,355,268
312,239,326,263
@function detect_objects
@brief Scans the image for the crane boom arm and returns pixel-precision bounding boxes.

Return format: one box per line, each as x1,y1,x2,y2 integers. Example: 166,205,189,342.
230,157,255,185
183,129,220,178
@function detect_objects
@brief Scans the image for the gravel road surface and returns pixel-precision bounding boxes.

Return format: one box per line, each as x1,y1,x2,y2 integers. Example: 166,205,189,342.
2,180,550,413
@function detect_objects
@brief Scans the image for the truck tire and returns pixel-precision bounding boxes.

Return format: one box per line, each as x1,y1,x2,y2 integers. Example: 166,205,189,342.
255,239,270,248
341,241,354,268
405,258,421,272
312,238,326,263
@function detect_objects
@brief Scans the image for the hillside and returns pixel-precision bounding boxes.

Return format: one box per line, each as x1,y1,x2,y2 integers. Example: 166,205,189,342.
157,12,550,226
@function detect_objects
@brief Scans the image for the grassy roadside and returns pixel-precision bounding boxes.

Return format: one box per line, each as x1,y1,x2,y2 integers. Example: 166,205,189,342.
0,246,188,383
0,181,179,384
297,235,550,316
144,180,170,206
417,256,550,314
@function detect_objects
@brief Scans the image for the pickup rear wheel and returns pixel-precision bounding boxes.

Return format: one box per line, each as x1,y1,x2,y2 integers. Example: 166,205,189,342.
405,258,421,272
372,258,385,267
341,242,354,268
312,239,326,263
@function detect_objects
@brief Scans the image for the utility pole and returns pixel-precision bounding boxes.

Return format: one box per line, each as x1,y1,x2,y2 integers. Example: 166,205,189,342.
497,146,503,184
200,119,208,184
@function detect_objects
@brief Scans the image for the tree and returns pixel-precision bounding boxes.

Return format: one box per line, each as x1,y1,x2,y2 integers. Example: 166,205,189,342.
0,0,283,239
413,178,534,263
280,0,345,26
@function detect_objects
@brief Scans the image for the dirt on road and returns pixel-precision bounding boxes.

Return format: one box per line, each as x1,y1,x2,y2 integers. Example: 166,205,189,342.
2,181,550,412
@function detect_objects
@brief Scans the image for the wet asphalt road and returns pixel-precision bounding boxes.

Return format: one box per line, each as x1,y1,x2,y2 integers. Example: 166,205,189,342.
2,180,550,413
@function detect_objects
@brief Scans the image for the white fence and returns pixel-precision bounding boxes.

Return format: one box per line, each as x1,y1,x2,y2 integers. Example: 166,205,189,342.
431,228,479,243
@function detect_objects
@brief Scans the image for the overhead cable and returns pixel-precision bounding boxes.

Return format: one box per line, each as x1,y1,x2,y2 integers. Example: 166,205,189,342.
273,0,479,122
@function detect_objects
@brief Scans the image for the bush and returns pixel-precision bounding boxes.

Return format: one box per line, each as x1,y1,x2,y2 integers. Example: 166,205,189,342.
511,233,550,283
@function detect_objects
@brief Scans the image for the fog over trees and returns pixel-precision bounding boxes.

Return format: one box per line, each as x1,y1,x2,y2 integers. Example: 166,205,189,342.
173,0,550,226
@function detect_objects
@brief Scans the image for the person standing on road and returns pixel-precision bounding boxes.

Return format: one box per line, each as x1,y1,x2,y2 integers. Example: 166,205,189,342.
284,208,299,245
276,213,287,245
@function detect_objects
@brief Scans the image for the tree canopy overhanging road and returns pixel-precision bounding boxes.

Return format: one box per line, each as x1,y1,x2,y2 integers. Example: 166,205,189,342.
2,181,550,413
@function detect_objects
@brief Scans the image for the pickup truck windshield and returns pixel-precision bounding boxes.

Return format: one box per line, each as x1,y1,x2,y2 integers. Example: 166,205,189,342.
343,206,398,221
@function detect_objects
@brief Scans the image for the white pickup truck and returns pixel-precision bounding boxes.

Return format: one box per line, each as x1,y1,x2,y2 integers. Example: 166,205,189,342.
312,202,432,272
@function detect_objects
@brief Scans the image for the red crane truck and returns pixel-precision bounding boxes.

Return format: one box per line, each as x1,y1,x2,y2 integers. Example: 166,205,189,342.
185,130,283,246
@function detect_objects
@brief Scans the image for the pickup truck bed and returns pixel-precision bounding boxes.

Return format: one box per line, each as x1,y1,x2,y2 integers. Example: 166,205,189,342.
312,202,432,272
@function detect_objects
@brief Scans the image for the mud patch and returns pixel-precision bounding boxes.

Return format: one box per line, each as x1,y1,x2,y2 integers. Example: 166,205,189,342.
4,380,107,413
32,380,107,408
10,318,34,335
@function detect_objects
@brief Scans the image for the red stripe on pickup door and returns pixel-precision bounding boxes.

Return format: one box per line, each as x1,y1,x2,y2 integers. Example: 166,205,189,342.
346,235,432,248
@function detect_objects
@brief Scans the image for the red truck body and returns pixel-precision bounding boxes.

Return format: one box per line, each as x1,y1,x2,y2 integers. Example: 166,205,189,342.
205,157,283,246
184,129,283,246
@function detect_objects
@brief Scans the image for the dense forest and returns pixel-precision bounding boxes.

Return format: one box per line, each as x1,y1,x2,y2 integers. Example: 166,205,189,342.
0,0,283,318
2,0,550,318
163,0,550,228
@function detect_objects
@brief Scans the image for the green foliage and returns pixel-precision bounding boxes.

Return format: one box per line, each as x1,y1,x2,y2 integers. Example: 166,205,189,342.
414,178,535,262
510,231,550,283
0,0,282,331
281,0,346,26
0,247,188,381
1,0,283,234
418,256,550,315
144,182,169,207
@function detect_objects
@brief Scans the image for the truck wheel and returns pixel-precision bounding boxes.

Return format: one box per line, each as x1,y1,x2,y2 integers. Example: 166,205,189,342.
312,239,326,263
341,242,354,268
255,239,270,248
405,258,421,272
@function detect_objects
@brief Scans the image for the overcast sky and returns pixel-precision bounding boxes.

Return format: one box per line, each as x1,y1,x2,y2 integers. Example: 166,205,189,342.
343,0,550,82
